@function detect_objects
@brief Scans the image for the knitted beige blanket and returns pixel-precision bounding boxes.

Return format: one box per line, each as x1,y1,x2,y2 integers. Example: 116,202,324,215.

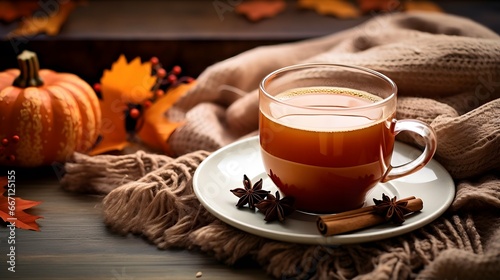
62,12,500,279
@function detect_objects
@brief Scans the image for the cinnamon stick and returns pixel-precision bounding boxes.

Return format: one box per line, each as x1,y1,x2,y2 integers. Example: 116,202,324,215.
319,196,415,222
317,197,423,236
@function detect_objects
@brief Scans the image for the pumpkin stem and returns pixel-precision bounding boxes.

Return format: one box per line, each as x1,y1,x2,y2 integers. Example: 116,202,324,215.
13,50,44,88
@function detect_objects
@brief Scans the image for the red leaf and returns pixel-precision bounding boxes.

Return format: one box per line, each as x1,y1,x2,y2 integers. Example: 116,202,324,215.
0,177,43,231
0,0,40,23
236,0,286,22
357,0,401,13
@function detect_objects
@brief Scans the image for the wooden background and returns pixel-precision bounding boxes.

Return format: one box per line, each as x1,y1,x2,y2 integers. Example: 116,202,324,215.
1,1,498,84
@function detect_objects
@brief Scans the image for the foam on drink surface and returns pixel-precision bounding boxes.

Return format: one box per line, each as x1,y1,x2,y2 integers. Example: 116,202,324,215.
272,87,384,132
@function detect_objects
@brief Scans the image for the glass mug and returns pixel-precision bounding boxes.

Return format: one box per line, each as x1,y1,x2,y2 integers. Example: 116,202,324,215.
259,63,437,214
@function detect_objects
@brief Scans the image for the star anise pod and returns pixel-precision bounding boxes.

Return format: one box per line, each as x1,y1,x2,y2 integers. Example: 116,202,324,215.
230,174,269,210
373,193,413,224
255,191,295,222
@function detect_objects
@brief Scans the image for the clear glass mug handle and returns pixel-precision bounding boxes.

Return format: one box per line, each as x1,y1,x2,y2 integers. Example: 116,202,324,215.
381,119,438,182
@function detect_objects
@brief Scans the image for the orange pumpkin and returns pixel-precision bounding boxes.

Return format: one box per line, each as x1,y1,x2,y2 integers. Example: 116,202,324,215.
0,50,101,167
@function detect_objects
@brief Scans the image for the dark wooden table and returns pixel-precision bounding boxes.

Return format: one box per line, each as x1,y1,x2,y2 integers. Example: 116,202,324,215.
0,167,272,280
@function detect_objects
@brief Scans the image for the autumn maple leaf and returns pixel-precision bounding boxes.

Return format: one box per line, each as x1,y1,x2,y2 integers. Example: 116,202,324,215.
90,55,194,156
137,82,195,154
8,1,77,38
0,0,40,22
357,0,401,13
0,176,43,231
298,0,360,18
236,0,286,22
90,55,157,155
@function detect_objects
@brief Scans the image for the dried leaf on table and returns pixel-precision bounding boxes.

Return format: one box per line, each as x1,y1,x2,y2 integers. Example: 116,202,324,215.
137,82,195,154
0,177,43,231
298,0,360,19
236,0,286,22
404,1,442,13
91,55,156,155
7,0,76,37
0,0,40,23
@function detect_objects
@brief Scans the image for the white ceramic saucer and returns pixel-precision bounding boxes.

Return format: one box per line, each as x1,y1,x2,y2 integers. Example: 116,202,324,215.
193,136,455,245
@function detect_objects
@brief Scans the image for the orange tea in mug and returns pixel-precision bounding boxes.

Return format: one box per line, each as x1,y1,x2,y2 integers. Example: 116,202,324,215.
259,64,436,214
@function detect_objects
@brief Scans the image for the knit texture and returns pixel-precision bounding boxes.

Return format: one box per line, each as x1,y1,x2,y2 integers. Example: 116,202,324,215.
62,12,500,280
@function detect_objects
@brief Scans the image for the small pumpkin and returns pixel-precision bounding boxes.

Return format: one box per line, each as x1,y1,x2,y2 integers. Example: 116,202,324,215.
0,50,101,167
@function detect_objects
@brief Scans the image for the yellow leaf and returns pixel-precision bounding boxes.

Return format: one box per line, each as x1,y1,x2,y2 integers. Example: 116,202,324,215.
91,55,157,155
101,55,156,104
298,0,360,19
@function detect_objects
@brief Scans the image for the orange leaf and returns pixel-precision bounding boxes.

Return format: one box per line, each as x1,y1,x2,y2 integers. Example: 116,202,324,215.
91,55,157,155
0,177,43,231
8,1,77,37
138,82,196,154
298,0,360,19
404,1,442,13
236,0,286,22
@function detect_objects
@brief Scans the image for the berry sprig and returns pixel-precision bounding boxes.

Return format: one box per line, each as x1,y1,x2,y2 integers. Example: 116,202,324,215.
93,56,194,135
0,134,20,162
149,57,194,102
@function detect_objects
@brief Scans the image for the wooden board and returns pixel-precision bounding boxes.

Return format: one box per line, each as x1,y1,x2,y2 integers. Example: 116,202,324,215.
0,167,271,279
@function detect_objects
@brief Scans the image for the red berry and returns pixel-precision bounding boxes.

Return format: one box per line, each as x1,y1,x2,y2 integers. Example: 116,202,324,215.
11,135,20,143
167,74,177,84
8,155,15,161
1,138,8,146
144,100,153,108
129,108,140,119
156,68,166,78
172,65,181,75
93,83,101,92
156,89,164,97
150,57,159,65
